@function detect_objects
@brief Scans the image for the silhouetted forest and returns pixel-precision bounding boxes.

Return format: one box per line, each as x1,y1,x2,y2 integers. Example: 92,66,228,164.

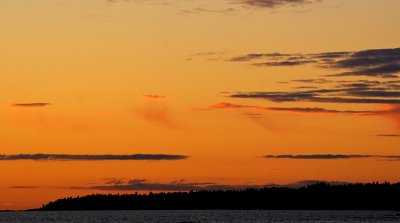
38,182,400,210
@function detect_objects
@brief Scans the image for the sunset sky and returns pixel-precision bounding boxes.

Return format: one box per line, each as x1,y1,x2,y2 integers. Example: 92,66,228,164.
1,0,400,210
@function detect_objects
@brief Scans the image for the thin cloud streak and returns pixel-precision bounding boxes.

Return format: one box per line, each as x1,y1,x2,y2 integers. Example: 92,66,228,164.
376,134,400,137
264,154,400,160
207,102,400,130
12,103,51,108
0,154,189,161
142,95,166,100
236,0,321,8
208,102,372,114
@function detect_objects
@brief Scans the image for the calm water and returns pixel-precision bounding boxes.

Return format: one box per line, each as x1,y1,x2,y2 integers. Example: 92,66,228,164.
0,210,399,223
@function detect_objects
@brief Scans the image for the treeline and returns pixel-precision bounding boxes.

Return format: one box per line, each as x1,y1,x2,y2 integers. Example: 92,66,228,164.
39,182,400,210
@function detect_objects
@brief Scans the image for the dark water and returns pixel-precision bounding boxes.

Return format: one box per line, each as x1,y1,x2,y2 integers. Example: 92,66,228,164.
0,210,399,223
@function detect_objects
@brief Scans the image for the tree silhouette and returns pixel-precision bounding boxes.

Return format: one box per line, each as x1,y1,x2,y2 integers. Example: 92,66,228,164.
38,182,400,210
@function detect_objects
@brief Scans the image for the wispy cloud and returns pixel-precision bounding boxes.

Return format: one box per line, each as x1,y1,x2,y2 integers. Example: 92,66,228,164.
287,180,349,188
180,7,235,15
206,101,400,131
107,0,170,5
235,0,322,8
136,94,184,129
81,179,235,191
142,94,166,100
264,154,400,160
208,102,371,114
135,104,179,129
12,103,51,108
0,154,189,161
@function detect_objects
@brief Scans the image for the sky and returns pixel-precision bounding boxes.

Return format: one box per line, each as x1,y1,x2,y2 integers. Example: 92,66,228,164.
0,0,400,210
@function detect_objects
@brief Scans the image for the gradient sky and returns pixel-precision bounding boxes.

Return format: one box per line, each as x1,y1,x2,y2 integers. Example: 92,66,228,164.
1,0,400,210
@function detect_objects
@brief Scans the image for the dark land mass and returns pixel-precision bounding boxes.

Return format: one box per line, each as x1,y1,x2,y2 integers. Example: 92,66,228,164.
38,182,400,210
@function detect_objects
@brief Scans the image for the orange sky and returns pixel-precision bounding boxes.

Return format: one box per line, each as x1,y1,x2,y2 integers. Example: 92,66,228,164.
1,0,400,210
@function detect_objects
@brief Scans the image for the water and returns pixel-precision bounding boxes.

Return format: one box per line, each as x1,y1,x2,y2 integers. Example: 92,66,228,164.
0,210,399,223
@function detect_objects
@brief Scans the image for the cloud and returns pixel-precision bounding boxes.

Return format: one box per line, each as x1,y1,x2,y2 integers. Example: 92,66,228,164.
372,104,400,129
207,102,400,130
107,0,169,5
211,79,400,128
107,0,320,9
328,48,400,78
290,78,332,84
11,103,51,108
228,79,400,104
253,60,315,67
104,178,126,185
376,134,400,137
75,178,323,191
230,92,400,104
180,7,235,15
236,0,321,8
206,102,365,132
135,95,184,129
208,102,371,114
14,179,354,191
264,154,400,160
287,180,349,188
0,154,189,161
142,95,166,100
85,179,233,191
229,47,400,78
230,53,294,61
135,105,179,129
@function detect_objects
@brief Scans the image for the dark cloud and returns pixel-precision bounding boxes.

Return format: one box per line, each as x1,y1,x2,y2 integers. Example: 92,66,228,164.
12,103,51,107
236,0,321,8
76,179,247,191
229,79,400,104
267,106,366,114
230,92,400,104
104,178,126,185
376,134,400,137
0,154,188,161
287,180,349,188
329,64,400,78
229,47,400,78
264,154,400,160
332,48,400,68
